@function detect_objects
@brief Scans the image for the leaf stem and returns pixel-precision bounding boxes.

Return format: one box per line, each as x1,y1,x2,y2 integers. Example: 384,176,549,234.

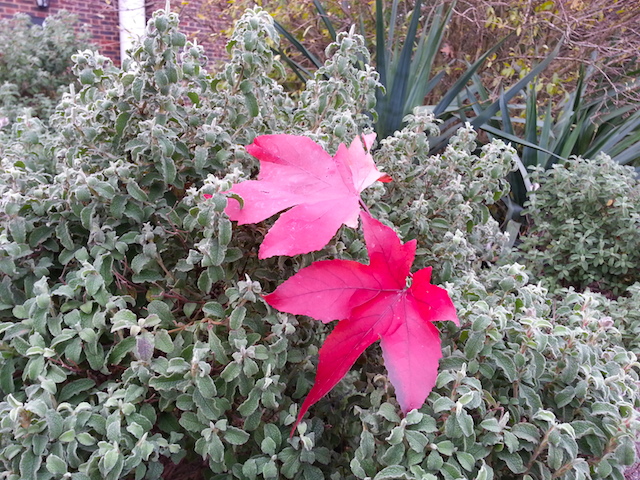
359,199,371,216
525,426,554,474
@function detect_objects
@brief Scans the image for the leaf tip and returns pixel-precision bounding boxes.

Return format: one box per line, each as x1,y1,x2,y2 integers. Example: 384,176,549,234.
360,132,377,151
226,192,244,210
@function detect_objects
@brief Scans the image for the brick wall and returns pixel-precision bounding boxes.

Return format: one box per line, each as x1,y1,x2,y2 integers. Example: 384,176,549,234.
145,0,231,64
0,0,231,66
0,0,121,62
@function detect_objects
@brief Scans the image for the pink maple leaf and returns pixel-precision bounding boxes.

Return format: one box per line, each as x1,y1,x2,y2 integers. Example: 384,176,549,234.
264,211,459,433
224,134,391,259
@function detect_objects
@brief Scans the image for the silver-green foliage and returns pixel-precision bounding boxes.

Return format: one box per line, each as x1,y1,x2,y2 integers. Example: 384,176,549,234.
351,264,639,480
0,7,638,480
366,113,515,280
519,156,640,295
580,282,640,355
0,11,94,121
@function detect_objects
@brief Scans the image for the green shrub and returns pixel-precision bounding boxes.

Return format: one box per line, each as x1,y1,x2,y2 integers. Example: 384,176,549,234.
0,8,637,480
368,115,516,280
581,283,640,355
519,156,640,296
0,11,94,121
351,264,640,480
611,283,640,352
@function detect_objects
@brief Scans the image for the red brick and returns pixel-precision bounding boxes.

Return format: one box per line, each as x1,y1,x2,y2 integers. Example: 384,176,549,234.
0,0,231,65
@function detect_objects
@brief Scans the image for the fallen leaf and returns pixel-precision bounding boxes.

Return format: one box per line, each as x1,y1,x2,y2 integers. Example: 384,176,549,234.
225,134,390,259
264,211,459,433
440,42,455,58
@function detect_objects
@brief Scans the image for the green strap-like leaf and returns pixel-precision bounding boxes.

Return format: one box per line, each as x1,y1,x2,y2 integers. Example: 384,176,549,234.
313,0,336,41
403,4,453,113
386,0,400,52
539,100,554,168
499,87,515,136
271,47,312,82
375,0,388,89
522,84,539,168
433,37,508,117
274,20,323,69
377,0,423,138
467,41,562,129
480,123,566,161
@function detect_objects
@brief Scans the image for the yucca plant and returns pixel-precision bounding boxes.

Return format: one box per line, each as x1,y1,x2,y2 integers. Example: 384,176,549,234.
270,0,514,139
373,0,453,138
463,65,640,208
425,41,562,155
271,0,331,82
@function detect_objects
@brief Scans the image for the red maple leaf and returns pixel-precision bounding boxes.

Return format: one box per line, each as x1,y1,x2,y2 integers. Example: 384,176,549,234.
264,211,459,432
225,134,391,259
